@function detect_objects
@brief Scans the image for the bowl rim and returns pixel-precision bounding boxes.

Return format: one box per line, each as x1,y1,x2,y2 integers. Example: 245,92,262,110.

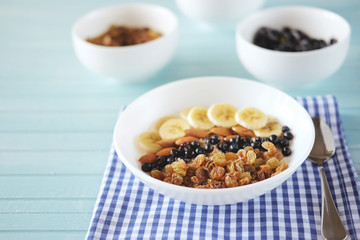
236,5,351,56
71,3,178,51
113,76,315,197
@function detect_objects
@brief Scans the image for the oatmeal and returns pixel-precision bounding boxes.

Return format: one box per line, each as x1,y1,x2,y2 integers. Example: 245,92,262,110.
137,104,294,188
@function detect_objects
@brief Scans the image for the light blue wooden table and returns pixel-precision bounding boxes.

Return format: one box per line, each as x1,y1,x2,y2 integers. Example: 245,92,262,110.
0,0,359,239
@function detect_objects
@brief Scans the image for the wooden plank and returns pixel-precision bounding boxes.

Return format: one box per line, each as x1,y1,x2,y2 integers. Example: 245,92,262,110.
0,97,125,112
0,176,102,198
0,112,117,132
0,133,112,151
0,231,86,240
339,108,360,131
0,199,96,213
0,213,92,230
0,151,108,174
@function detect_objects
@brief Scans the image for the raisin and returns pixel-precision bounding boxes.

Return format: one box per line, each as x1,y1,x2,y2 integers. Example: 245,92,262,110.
209,166,225,180
195,167,209,181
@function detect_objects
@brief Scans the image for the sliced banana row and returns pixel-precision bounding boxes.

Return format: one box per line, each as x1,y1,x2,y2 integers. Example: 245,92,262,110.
159,118,190,140
138,117,190,153
138,104,283,153
235,107,267,130
254,116,283,137
207,103,237,128
187,106,214,130
137,132,162,153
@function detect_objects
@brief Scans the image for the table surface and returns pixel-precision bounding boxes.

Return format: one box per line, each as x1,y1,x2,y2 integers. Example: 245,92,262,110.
1,0,359,239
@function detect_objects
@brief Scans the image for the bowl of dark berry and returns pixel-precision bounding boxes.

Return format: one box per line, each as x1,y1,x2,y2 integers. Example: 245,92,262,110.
72,3,178,83
113,76,315,205
236,6,351,88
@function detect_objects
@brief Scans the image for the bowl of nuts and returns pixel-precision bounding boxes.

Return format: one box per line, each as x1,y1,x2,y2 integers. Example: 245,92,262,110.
72,3,178,83
236,6,351,88
113,76,315,205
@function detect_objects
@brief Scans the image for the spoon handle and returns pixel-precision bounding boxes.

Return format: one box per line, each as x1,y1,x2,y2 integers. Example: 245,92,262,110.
319,166,347,239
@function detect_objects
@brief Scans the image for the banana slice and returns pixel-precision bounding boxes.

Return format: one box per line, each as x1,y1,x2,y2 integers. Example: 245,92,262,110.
235,107,267,130
187,106,214,130
207,103,237,128
180,107,193,120
137,132,162,153
159,118,190,140
154,115,177,131
254,116,282,137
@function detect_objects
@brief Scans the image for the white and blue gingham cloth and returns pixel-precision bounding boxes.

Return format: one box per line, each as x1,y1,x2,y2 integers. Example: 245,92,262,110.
86,95,360,240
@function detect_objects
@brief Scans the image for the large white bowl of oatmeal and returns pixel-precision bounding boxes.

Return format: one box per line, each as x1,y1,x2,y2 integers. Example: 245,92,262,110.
113,76,315,205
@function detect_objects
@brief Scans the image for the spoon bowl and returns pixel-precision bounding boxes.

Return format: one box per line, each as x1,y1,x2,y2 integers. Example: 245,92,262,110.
309,118,335,164
308,117,347,240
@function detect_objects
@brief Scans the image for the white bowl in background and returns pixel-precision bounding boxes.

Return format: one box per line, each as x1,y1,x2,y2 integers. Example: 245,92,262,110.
113,76,315,205
72,4,178,83
236,6,351,88
175,0,265,30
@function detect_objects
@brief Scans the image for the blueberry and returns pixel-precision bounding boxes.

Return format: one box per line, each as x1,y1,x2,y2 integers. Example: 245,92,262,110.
170,149,179,158
330,38,337,45
279,138,289,147
178,148,185,157
141,162,153,172
319,40,327,48
180,142,190,150
171,148,184,158
276,43,294,52
190,141,201,149
229,137,238,144
185,149,196,158
283,131,293,140
238,136,245,143
251,142,261,149
255,137,262,142
156,156,167,168
184,158,192,163
282,147,292,156
218,142,229,152
282,126,290,132
244,137,252,144
298,38,311,51
242,143,250,148
205,144,214,153
269,134,278,143
261,137,270,143
166,156,175,164
229,143,240,153
310,39,321,50
195,147,206,155
210,135,221,145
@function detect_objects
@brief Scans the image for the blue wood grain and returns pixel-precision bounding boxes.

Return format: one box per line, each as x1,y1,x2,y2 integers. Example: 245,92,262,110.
0,0,359,238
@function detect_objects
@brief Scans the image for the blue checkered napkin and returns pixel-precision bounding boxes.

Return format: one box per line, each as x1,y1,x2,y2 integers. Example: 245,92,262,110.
86,95,360,240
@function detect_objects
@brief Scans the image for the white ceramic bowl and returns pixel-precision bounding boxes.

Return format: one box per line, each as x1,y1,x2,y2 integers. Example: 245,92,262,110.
113,76,315,205
175,0,265,30
236,6,351,88
72,4,178,83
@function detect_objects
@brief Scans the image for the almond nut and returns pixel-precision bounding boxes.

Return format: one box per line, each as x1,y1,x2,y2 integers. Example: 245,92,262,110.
155,147,176,156
175,136,199,146
184,129,209,139
232,125,255,137
210,127,233,136
139,153,157,163
157,139,176,148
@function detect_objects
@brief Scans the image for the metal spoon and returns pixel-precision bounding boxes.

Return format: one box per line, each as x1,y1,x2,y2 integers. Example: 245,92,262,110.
308,117,347,240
